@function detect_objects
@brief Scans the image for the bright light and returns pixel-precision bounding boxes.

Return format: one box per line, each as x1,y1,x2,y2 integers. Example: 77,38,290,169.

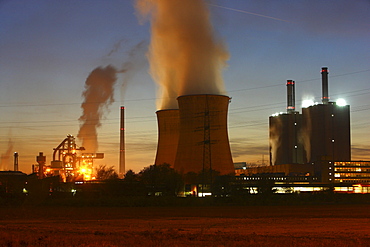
271,112,284,117
336,98,347,106
302,99,314,108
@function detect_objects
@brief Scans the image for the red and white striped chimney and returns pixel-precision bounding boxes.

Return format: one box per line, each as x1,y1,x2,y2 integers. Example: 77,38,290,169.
119,106,125,177
321,67,329,104
286,80,295,113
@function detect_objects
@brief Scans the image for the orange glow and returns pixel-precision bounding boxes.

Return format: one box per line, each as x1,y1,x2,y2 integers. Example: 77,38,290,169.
78,165,93,181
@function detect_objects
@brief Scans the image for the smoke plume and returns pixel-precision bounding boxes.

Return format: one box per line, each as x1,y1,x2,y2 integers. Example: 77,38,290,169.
120,41,148,102
269,118,282,166
78,65,117,153
135,0,229,109
0,139,13,171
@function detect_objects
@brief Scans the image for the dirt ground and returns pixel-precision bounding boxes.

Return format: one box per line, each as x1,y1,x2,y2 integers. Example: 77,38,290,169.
0,204,369,246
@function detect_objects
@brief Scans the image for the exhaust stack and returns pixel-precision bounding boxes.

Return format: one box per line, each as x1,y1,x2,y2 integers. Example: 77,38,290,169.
321,67,329,104
13,152,18,171
119,106,125,177
286,80,295,113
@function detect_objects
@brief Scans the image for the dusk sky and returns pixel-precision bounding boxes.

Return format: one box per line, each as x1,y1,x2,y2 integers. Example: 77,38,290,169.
1,0,369,173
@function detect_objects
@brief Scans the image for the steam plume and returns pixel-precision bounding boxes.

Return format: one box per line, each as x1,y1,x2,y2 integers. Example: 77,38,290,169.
269,118,282,166
78,65,117,153
120,41,148,102
135,0,229,109
0,139,13,170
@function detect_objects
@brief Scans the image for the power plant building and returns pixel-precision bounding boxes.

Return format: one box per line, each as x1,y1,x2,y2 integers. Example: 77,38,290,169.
269,112,305,165
302,68,351,163
302,102,351,163
269,80,306,166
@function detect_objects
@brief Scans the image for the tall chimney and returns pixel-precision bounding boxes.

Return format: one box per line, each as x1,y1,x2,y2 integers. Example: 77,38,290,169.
119,106,125,177
321,67,329,104
14,152,18,171
286,80,295,113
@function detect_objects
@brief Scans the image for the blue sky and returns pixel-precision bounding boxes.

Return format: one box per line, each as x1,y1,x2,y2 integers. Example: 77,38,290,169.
1,0,369,173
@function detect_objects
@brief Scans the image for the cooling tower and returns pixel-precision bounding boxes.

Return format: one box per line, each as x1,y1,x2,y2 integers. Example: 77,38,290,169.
174,94,234,175
154,109,180,167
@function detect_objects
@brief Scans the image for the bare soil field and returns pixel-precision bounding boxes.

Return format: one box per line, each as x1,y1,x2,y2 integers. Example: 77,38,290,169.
0,204,369,246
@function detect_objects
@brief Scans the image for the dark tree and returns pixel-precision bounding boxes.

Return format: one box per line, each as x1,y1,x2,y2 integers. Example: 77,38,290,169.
139,163,183,196
123,169,138,183
95,165,118,180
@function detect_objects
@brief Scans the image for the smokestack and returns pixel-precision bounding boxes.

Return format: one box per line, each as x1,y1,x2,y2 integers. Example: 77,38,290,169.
286,80,295,113
119,106,125,176
13,152,18,171
321,67,329,104
174,94,234,175
155,109,180,167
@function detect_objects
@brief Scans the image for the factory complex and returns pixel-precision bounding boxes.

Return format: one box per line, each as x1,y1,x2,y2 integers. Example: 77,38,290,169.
235,68,369,194
1,67,370,197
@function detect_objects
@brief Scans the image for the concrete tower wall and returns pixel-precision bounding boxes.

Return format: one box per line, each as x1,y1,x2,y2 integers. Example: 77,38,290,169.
174,94,234,175
302,102,351,163
269,113,306,166
154,109,180,167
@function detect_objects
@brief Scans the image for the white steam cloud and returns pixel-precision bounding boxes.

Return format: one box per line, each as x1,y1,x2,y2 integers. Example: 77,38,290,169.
135,0,229,109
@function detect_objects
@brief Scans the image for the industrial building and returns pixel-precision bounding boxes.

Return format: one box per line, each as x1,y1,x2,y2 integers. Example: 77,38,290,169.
302,67,351,163
269,67,351,166
33,135,104,182
0,171,27,196
240,67,368,194
269,80,306,166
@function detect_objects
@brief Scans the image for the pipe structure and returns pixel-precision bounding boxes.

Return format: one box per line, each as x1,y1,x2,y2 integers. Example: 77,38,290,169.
36,152,46,179
119,106,125,177
321,67,329,104
286,80,295,113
